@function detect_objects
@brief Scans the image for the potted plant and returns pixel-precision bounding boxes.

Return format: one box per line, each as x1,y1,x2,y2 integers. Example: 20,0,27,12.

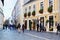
28,12,31,17
46,20,54,25
46,20,49,23
32,10,36,16
48,5,53,13
49,27,53,31
24,13,27,18
46,20,49,26
51,20,54,23
39,9,43,14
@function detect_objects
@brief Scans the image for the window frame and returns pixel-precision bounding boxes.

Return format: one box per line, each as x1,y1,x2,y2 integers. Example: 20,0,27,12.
40,2,44,9
33,4,36,10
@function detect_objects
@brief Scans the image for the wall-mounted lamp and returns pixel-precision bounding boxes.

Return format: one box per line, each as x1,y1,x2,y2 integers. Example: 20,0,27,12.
55,16,56,18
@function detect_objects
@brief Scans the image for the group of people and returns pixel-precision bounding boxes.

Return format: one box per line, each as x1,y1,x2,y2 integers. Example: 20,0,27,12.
3,20,60,34
37,21,60,34
3,23,25,33
17,23,25,33
37,23,46,32
3,24,16,30
36,18,46,32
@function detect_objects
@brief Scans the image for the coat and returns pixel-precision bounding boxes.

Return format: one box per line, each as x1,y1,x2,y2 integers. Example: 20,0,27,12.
57,25,60,31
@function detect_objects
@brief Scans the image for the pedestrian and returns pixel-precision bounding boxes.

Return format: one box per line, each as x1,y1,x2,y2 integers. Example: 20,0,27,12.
17,23,21,33
13,24,16,30
40,23,42,32
40,22,44,32
37,23,39,32
22,24,25,33
56,24,60,35
9,24,12,30
37,18,39,32
3,24,5,30
5,24,8,29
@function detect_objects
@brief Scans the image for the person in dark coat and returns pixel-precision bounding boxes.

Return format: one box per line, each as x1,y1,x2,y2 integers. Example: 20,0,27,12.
56,24,60,34
17,23,21,29
40,23,44,32
37,24,39,32
22,24,25,33
40,23,42,32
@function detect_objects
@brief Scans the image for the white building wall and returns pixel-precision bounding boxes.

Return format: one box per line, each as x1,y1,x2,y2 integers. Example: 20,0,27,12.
59,0,60,12
18,0,24,25
12,0,24,28
0,14,4,29
0,0,4,29
58,0,60,22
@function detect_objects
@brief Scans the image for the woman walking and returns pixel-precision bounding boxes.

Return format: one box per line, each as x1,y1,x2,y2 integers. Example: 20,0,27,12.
17,23,21,33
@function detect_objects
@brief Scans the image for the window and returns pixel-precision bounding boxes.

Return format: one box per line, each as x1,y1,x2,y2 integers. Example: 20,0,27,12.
40,2,43,9
33,5,35,10
29,6,31,11
49,0,53,6
25,8,27,13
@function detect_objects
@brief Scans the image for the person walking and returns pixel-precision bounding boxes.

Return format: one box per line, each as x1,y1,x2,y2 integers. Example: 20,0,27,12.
22,24,25,33
37,23,39,32
56,24,60,35
17,23,21,33
40,23,42,32
40,22,44,32
37,18,39,32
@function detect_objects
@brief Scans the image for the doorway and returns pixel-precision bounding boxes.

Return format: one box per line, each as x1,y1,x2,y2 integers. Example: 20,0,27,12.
29,20,32,30
49,16,53,31
40,17,44,28
25,20,27,29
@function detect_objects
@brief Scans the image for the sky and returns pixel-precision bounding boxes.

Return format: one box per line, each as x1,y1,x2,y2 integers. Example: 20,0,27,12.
3,0,17,20
3,0,30,20
24,0,29,3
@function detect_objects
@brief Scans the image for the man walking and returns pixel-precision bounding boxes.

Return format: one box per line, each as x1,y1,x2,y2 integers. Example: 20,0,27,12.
56,24,60,35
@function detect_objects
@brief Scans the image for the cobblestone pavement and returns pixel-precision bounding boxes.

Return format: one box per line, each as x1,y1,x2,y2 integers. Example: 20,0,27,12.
0,29,60,40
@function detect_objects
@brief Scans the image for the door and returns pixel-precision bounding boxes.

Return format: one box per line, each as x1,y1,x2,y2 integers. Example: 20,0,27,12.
40,17,44,30
29,20,32,30
49,16,53,31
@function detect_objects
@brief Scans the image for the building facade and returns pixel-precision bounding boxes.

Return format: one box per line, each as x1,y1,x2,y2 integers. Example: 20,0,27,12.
0,0,4,29
23,0,60,32
12,0,24,27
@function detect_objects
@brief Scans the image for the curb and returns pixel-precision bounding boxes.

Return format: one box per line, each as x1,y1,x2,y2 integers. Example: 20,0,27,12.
46,31,60,34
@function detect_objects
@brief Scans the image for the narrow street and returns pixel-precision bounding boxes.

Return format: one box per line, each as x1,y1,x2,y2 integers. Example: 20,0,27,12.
0,29,60,40
0,0,60,40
